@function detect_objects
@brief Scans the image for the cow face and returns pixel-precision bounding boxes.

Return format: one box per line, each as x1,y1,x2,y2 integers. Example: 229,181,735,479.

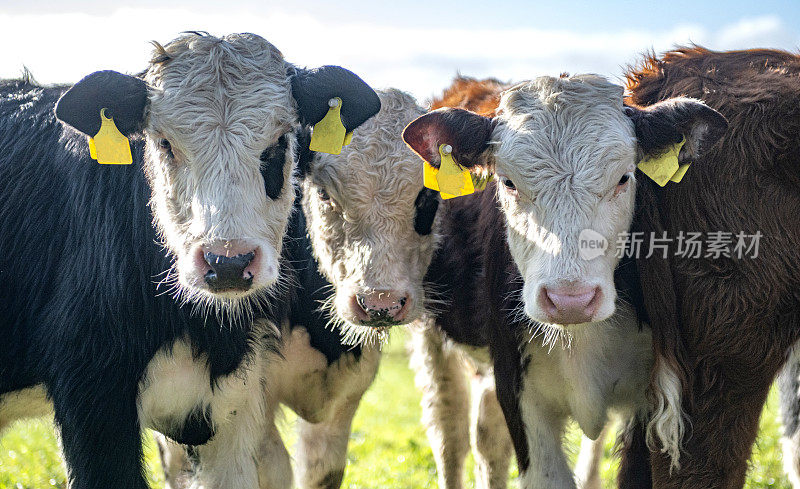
56,33,380,315
301,89,433,344
404,74,726,328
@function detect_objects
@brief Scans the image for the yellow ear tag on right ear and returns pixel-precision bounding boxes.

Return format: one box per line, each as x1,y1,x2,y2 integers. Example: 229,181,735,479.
436,144,474,200
310,97,347,155
637,137,686,187
89,108,133,165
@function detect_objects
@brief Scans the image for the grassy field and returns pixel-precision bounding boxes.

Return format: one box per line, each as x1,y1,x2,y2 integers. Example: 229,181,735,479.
0,329,791,489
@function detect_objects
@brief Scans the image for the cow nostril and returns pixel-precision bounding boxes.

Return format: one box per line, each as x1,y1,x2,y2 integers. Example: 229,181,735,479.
202,250,256,291
398,296,407,307
355,294,368,312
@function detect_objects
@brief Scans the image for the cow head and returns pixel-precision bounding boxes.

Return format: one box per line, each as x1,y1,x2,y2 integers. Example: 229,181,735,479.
404,74,726,328
55,32,380,315
300,89,433,344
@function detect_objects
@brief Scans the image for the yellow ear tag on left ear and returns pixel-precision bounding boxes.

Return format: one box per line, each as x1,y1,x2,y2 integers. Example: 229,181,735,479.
436,144,474,200
89,108,133,165
310,97,347,155
637,137,686,187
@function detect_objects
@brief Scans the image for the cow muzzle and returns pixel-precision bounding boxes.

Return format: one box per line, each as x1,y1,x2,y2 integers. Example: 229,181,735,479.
348,289,411,327
536,284,603,325
189,240,278,296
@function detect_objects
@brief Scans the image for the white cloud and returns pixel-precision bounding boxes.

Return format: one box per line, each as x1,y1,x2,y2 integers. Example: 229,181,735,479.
0,10,797,102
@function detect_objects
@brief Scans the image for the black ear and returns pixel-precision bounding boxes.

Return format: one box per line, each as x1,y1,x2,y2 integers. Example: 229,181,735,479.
290,65,381,132
402,108,495,170
293,125,315,179
55,70,148,137
625,97,728,163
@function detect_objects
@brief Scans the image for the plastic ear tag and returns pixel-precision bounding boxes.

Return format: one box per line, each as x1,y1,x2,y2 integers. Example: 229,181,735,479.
422,145,494,199
89,108,133,165
310,97,348,155
435,144,474,200
343,131,353,146
637,137,686,187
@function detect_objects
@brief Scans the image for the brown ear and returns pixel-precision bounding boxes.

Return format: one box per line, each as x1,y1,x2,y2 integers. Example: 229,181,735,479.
625,97,728,163
402,108,495,169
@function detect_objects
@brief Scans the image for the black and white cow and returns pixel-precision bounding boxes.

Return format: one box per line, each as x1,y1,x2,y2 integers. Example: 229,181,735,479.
0,32,379,489
403,74,726,488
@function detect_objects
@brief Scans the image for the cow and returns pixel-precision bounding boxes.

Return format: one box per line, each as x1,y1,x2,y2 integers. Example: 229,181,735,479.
156,89,425,489
292,86,517,489
402,73,727,488
617,46,800,489
0,31,379,489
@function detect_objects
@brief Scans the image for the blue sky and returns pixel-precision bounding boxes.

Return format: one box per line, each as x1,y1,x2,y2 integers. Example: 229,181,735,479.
1,0,798,101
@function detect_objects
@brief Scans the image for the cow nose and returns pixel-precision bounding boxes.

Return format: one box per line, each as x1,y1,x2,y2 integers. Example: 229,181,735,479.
538,285,601,325
202,250,256,292
353,290,410,326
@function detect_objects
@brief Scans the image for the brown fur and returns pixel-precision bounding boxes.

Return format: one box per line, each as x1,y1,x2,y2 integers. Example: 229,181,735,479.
430,76,507,117
624,46,800,489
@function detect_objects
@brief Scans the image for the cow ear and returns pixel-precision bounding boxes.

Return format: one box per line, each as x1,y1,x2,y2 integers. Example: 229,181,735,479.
402,108,495,170
55,70,148,137
290,65,381,132
625,98,727,163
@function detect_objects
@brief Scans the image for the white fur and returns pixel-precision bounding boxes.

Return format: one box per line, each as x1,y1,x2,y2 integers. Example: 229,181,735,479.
492,75,637,326
646,358,687,472
302,89,432,345
142,33,297,312
0,385,52,432
139,320,275,489
516,309,652,488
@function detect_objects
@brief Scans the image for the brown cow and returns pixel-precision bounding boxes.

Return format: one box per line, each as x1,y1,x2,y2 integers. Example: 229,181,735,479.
405,73,726,488
619,46,800,488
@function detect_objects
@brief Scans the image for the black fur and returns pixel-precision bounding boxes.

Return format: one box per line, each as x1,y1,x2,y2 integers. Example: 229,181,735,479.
54,70,148,137
0,77,359,489
290,65,382,132
260,133,289,200
413,188,439,236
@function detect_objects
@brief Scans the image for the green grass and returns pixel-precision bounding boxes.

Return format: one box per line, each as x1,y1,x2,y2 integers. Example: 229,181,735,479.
0,329,792,488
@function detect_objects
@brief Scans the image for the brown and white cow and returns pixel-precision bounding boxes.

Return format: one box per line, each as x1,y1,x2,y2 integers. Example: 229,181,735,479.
403,73,727,488
620,46,800,489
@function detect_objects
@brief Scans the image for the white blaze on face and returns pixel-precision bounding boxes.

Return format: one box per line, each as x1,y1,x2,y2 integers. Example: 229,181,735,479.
491,75,637,326
141,33,297,309
301,89,434,345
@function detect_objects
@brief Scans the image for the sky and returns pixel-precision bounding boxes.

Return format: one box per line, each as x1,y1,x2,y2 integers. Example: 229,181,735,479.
1,0,798,102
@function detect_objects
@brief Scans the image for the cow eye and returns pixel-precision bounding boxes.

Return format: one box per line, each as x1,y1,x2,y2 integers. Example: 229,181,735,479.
317,187,330,202
501,177,517,193
618,173,631,186
159,139,174,158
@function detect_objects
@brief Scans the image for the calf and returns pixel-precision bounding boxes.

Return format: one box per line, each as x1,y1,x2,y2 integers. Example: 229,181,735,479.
621,46,800,489
403,74,726,488
0,32,379,489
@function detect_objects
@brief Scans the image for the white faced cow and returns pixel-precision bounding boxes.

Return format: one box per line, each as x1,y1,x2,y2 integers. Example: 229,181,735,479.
0,31,379,489
403,74,727,488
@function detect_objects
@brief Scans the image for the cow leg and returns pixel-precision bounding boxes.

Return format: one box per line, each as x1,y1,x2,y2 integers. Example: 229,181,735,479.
51,376,148,489
649,364,775,489
155,432,192,489
779,351,800,489
409,326,470,489
471,372,513,489
617,417,651,489
517,399,575,489
574,425,609,489
294,349,380,489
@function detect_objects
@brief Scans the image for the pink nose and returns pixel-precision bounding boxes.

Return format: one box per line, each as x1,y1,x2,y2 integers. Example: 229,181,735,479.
538,285,601,324
352,290,409,326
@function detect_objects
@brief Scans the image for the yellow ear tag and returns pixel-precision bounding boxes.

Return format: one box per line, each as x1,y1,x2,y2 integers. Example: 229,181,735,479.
89,108,133,165
637,137,687,187
435,144,474,200
422,145,494,199
343,131,353,146
309,97,348,155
